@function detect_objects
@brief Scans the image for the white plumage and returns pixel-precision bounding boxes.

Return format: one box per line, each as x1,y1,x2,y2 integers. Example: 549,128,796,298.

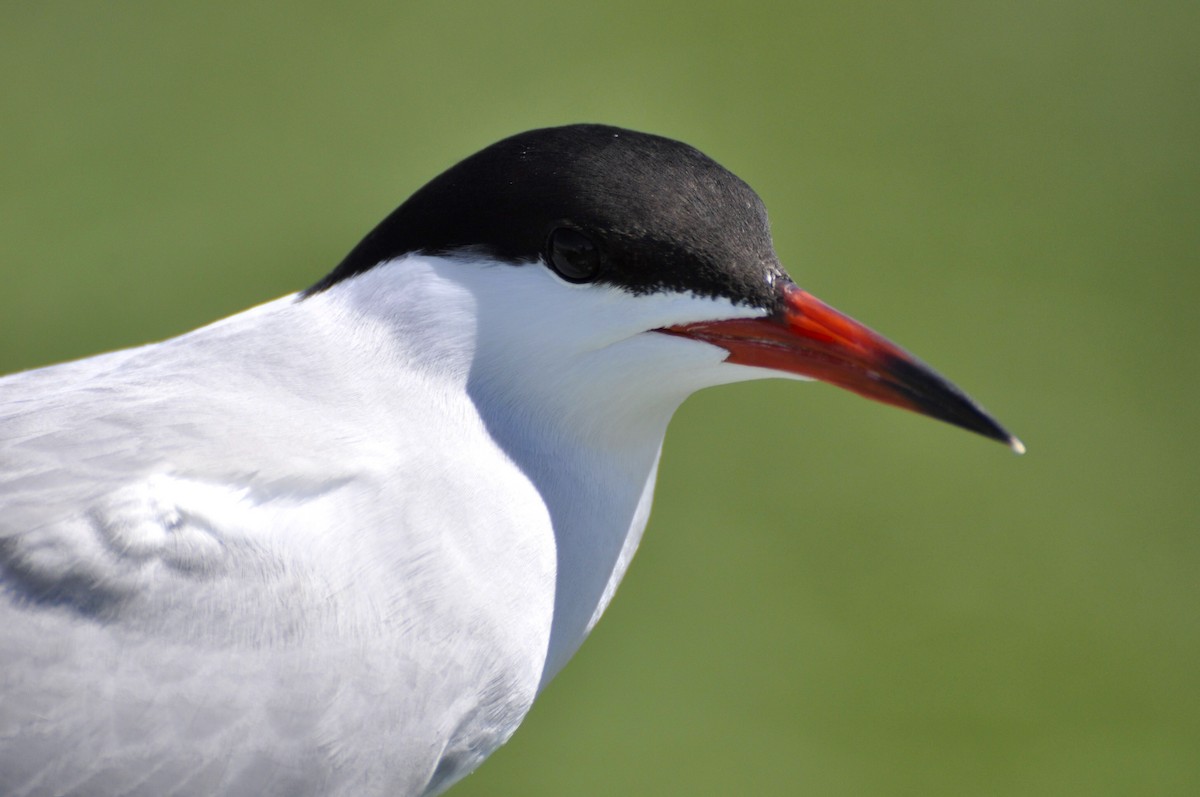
0,124,1018,796
0,254,765,796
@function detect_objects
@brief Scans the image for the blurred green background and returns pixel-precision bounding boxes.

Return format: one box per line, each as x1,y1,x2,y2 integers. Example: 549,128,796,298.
1,2,1196,795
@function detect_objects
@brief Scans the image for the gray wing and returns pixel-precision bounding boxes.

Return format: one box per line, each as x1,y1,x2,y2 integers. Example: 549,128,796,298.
0,318,551,797
0,347,450,797
0,349,352,795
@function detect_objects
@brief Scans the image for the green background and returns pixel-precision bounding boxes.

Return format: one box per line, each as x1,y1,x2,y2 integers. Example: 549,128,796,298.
2,2,1195,794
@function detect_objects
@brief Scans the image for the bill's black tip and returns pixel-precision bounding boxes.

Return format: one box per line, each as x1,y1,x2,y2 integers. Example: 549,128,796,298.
883,354,1021,452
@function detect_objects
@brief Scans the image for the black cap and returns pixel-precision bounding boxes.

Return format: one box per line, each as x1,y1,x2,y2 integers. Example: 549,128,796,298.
307,124,786,308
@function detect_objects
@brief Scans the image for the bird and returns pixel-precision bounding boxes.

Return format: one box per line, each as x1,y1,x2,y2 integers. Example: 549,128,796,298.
0,124,1021,797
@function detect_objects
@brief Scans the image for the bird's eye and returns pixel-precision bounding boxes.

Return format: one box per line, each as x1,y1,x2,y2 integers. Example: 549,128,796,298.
546,227,602,283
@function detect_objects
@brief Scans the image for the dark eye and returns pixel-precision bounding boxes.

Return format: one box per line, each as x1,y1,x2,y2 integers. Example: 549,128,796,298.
546,227,601,283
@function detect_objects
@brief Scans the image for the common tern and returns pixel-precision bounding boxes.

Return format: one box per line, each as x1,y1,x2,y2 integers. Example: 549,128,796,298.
0,124,1021,796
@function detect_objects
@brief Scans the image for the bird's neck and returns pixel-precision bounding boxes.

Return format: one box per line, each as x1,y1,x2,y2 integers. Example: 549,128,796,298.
470,389,675,689
323,254,723,689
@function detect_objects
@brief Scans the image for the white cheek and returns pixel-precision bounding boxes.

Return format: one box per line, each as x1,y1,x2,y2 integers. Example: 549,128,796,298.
343,252,790,406
467,259,769,351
